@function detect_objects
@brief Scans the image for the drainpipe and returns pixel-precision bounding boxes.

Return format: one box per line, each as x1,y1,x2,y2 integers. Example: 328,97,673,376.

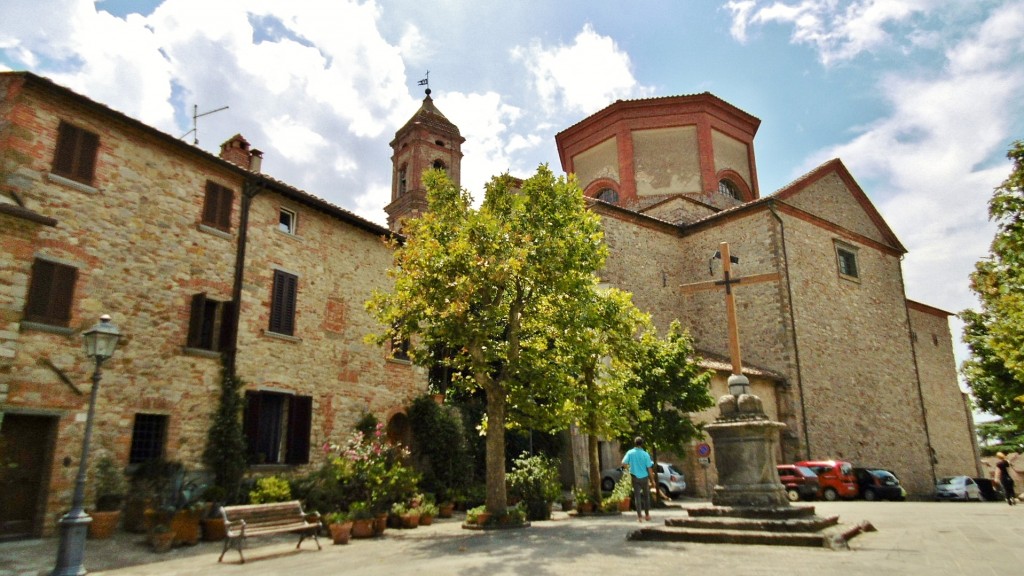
225,179,262,378
768,203,811,460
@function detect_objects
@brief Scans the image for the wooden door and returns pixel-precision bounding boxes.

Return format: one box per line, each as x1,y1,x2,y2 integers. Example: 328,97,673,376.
0,414,57,539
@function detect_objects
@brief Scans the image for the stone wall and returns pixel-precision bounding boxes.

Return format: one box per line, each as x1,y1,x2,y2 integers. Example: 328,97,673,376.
909,302,981,478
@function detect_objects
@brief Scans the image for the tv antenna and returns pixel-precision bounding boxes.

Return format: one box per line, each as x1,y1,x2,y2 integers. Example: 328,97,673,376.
179,104,229,145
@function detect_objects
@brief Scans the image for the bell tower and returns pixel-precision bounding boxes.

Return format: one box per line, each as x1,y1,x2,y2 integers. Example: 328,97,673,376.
385,87,465,232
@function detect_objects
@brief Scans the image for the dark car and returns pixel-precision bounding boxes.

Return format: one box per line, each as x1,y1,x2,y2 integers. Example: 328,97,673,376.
853,467,905,501
973,477,1005,502
777,464,820,502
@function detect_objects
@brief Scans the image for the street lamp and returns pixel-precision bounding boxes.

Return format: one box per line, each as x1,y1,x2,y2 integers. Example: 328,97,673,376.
53,315,121,576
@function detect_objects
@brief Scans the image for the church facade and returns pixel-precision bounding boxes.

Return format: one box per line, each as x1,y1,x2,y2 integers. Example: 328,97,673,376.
0,72,978,537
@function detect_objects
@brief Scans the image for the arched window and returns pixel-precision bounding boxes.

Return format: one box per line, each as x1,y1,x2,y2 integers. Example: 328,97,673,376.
596,188,619,203
718,179,741,199
433,159,446,171
398,165,407,195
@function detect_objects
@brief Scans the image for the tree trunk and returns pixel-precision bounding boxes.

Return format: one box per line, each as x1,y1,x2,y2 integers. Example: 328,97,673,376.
587,411,602,502
484,386,508,515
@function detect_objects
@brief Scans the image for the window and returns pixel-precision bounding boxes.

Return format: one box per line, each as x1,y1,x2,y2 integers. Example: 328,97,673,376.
432,159,446,171
398,166,407,195
24,258,77,327
52,121,99,185
186,293,234,352
269,270,298,336
279,208,296,234
201,181,234,232
718,179,740,199
596,188,619,203
128,414,168,464
836,245,859,278
243,391,312,465
390,332,411,361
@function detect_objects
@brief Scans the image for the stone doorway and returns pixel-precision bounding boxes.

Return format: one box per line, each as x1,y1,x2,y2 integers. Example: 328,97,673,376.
0,413,58,540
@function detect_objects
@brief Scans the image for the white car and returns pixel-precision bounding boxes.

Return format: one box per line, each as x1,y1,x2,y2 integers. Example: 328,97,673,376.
935,475,980,501
601,462,686,498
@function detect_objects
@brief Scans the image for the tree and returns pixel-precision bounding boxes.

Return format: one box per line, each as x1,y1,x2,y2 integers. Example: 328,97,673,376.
202,372,248,503
962,140,1024,434
620,320,714,490
366,166,607,514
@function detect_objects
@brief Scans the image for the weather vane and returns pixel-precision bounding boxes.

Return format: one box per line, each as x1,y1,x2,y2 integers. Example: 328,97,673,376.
417,71,430,95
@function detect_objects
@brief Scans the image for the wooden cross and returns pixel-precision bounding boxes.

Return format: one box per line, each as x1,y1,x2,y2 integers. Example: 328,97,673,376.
679,242,779,375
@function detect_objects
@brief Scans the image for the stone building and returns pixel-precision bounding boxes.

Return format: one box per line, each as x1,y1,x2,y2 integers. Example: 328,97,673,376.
0,72,425,538
0,72,978,538
553,94,980,498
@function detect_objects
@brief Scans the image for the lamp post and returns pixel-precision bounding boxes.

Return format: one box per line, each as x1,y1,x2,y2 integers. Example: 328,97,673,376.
53,315,121,576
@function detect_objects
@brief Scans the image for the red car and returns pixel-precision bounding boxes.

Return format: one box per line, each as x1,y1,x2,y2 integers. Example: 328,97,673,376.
777,464,820,501
794,460,858,501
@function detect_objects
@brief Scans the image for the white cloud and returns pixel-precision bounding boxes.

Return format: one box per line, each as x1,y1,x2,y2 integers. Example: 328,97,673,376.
511,23,648,116
726,0,939,65
436,91,522,196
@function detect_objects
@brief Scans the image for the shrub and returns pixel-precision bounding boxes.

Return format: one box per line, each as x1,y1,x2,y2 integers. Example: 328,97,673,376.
249,476,292,504
507,452,561,505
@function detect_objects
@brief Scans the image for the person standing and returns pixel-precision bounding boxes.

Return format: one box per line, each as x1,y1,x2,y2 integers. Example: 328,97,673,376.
995,452,1016,506
622,436,655,522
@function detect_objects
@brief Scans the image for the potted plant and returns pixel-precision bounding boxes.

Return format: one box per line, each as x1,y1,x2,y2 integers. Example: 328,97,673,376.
88,454,127,539
201,485,228,541
324,511,352,544
418,502,438,526
349,501,375,538
466,505,491,526
150,523,175,553
507,453,561,521
574,487,596,514
611,470,633,512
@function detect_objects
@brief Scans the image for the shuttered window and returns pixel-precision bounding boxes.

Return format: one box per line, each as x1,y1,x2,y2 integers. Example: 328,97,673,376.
52,121,99,185
269,270,298,336
201,181,234,231
243,391,312,465
186,293,235,351
24,259,77,326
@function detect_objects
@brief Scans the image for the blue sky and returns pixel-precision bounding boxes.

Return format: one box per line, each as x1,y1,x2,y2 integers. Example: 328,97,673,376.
3,1,1023,388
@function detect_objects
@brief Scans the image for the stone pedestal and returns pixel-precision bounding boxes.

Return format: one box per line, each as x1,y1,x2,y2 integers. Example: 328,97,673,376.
705,388,789,508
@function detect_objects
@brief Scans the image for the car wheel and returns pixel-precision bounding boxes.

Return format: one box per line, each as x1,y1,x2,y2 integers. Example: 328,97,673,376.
863,489,877,501
823,487,839,501
601,477,615,492
658,484,671,500
786,488,800,502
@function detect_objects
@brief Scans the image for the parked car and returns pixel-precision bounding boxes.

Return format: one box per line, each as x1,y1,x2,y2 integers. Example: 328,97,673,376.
776,464,820,502
935,475,981,501
601,462,686,497
853,467,905,501
794,460,858,501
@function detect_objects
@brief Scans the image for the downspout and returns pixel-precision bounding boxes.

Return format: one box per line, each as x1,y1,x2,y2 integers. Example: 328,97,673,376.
768,203,811,460
900,262,939,490
225,179,263,378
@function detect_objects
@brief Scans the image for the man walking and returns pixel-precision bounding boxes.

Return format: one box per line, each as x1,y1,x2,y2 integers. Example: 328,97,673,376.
622,436,655,522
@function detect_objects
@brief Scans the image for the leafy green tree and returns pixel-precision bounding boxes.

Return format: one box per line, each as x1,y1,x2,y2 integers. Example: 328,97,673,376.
620,320,714,491
367,166,607,514
202,372,248,503
962,140,1024,434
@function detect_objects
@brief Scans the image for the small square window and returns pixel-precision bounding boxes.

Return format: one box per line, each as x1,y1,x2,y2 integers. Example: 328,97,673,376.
835,244,859,279
201,181,234,231
279,208,296,234
52,121,99,185
129,414,168,464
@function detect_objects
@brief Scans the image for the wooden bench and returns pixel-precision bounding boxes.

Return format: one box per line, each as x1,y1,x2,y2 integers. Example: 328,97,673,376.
218,500,321,563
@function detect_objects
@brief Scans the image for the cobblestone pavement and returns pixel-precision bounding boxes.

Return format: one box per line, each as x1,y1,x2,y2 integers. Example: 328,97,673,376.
2,500,1021,576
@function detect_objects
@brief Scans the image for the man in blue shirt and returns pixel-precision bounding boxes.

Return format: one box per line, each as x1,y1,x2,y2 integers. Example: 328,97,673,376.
622,436,655,522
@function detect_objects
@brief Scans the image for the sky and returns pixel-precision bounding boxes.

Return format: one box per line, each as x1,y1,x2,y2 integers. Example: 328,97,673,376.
2,0,1023,398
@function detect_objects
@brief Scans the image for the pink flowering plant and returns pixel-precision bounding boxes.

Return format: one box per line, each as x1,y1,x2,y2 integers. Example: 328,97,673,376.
297,423,420,515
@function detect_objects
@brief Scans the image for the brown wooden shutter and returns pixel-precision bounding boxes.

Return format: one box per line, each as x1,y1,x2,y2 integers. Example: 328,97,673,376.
76,130,99,183
243,391,261,464
285,395,312,464
269,270,297,335
186,293,206,348
218,300,236,352
202,182,219,227
52,123,77,177
217,186,233,230
52,122,99,184
25,259,76,326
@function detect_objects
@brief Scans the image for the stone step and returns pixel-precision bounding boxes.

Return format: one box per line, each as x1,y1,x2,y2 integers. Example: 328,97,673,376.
666,514,839,533
685,505,818,519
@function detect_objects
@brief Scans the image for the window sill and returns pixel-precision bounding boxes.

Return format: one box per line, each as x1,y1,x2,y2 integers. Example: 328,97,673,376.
838,273,861,284
197,223,233,240
386,357,413,366
20,321,74,336
262,330,302,343
182,347,222,359
274,228,304,242
44,172,99,194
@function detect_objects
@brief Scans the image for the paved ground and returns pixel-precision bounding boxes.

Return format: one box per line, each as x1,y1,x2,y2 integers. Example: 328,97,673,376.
2,499,1021,576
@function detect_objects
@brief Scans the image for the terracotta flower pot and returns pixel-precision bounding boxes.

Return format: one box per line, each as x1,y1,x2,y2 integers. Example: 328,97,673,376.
150,530,175,553
419,514,434,526
401,513,420,528
202,517,226,541
438,503,454,518
374,513,388,535
88,510,121,539
351,518,375,539
329,522,352,544
618,497,631,512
